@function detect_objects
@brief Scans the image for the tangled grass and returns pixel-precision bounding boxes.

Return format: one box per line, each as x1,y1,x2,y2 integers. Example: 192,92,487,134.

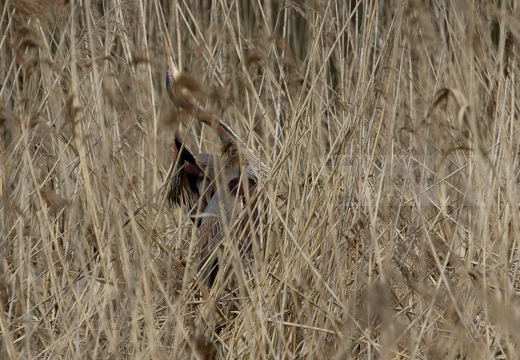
1,0,520,358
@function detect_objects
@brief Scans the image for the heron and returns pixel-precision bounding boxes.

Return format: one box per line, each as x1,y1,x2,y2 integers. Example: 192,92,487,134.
163,34,264,288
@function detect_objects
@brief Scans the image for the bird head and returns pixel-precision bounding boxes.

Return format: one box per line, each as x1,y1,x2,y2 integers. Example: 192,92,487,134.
163,34,179,104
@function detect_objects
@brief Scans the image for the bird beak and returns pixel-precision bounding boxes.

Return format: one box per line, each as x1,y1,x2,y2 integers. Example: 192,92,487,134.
163,34,179,79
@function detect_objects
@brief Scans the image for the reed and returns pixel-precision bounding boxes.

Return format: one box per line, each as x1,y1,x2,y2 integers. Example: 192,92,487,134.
1,0,519,358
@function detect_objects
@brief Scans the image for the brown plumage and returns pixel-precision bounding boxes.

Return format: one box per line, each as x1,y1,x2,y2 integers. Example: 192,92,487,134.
166,135,219,225
163,34,264,288
167,136,258,286
197,170,258,286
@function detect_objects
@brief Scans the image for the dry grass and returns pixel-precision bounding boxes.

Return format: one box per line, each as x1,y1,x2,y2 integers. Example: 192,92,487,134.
1,0,520,358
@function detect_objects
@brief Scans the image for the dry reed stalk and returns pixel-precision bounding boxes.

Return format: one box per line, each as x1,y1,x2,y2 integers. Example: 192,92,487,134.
0,0,519,358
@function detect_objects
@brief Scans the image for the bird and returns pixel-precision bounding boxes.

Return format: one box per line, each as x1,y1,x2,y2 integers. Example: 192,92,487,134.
163,34,264,288
165,134,219,226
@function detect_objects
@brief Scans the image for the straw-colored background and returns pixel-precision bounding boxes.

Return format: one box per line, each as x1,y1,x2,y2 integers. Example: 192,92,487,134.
1,0,519,358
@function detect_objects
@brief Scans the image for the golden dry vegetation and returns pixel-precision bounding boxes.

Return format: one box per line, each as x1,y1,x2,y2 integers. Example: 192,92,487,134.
1,0,520,359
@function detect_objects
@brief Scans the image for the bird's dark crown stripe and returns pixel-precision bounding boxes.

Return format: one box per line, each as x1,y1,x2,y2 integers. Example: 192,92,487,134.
218,122,237,139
